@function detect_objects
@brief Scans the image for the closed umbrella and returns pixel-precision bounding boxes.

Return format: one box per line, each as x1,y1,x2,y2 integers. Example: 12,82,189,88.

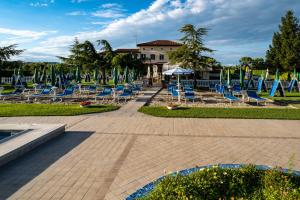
132,68,137,81
76,66,81,83
94,67,99,84
239,67,244,88
11,68,16,87
16,68,21,85
163,67,194,102
227,69,231,86
50,65,56,86
275,69,279,80
219,69,223,85
265,68,269,80
32,68,39,84
124,66,129,83
40,67,46,83
113,67,118,87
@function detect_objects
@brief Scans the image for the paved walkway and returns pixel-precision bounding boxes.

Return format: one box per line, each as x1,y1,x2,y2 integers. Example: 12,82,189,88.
0,87,300,200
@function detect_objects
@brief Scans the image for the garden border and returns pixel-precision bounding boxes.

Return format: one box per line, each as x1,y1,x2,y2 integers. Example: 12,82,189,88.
126,163,300,200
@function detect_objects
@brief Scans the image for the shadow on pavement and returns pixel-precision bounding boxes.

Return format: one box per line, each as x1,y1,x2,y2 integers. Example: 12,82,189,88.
0,131,93,199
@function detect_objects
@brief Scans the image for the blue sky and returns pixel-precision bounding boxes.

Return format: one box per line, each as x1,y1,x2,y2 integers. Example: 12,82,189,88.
0,0,299,65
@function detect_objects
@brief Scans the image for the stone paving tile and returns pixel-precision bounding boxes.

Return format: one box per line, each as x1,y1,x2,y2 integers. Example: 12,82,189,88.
106,135,300,199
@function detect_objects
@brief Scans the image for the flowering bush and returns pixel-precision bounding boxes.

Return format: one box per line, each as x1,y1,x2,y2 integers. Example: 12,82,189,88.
140,165,300,200
80,101,92,107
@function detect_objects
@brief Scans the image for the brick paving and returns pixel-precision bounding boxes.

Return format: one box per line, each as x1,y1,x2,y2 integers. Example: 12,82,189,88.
0,87,299,200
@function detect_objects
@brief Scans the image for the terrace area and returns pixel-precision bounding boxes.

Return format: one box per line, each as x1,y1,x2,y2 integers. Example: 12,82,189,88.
0,87,299,200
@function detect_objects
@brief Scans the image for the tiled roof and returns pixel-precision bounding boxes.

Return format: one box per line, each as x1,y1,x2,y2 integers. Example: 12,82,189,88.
114,48,140,53
137,40,182,47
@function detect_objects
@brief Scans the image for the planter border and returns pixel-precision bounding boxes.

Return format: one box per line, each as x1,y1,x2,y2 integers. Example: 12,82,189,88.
126,163,300,200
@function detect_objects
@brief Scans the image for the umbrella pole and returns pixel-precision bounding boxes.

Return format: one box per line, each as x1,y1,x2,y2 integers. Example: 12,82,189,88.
178,74,180,103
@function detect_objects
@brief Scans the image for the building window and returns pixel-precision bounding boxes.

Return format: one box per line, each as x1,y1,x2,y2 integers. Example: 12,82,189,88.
150,54,156,60
170,48,173,50
151,48,153,50
161,48,164,50
143,48,145,50
159,54,164,60
141,54,146,59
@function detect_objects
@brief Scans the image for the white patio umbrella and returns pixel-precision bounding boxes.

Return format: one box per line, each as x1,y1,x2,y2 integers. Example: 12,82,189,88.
163,67,194,102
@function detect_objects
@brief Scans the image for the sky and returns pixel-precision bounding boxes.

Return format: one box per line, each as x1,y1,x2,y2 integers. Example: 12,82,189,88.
0,0,299,65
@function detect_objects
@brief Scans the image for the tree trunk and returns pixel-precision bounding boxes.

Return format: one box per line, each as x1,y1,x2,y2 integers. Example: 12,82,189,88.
193,71,197,88
102,68,106,85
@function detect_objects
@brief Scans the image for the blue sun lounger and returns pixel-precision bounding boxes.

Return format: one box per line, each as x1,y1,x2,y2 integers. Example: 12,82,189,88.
247,90,267,105
54,88,74,102
117,89,132,103
95,88,112,102
27,88,52,101
224,93,241,104
171,88,179,101
184,91,195,103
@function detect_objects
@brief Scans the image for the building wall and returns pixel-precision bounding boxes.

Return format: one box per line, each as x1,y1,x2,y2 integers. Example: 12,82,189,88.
138,45,180,63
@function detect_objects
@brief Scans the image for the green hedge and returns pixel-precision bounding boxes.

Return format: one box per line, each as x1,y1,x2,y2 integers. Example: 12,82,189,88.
141,165,300,200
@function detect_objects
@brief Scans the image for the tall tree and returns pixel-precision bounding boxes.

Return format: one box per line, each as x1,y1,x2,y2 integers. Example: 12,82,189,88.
239,57,265,69
97,40,114,85
0,44,23,62
266,10,300,71
168,24,213,86
58,39,99,71
0,44,24,83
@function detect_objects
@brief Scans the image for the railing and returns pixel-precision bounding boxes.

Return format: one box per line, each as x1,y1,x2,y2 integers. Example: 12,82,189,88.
1,76,32,84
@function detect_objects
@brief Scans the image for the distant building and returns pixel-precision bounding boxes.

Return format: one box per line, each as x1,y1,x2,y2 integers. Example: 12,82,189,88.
115,40,182,80
114,40,220,80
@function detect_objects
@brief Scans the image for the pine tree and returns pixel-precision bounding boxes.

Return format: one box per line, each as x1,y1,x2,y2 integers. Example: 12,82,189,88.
266,10,300,71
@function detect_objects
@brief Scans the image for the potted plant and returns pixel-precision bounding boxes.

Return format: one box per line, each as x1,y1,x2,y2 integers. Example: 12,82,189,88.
166,102,178,110
80,101,92,108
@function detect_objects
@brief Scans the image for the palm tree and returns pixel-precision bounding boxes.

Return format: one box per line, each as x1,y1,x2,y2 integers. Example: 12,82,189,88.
97,40,115,85
168,24,213,86
0,44,24,84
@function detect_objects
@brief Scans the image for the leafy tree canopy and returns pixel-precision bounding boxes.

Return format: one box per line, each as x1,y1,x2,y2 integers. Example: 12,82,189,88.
266,10,300,71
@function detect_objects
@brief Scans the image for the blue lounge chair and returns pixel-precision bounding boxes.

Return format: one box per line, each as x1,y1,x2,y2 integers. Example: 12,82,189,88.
116,85,124,93
247,90,267,105
54,88,74,102
184,91,195,103
232,85,242,95
170,88,180,101
216,85,225,94
117,89,132,103
224,93,241,104
27,88,52,101
95,88,112,102
132,85,142,95
209,84,215,92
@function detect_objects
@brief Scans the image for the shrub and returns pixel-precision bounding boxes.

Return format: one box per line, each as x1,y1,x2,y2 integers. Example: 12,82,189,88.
140,165,300,200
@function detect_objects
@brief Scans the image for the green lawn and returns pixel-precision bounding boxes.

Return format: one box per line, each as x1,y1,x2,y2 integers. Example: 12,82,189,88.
261,92,300,108
0,104,119,117
139,106,300,120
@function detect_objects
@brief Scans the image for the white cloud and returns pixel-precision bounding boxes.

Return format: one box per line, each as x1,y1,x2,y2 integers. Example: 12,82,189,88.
0,27,57,47
12,0,300,64
71,0,87,3
30,2,48,7
92,3,126,19
30,0,55,7
66,11,87,16
101,3,122,9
